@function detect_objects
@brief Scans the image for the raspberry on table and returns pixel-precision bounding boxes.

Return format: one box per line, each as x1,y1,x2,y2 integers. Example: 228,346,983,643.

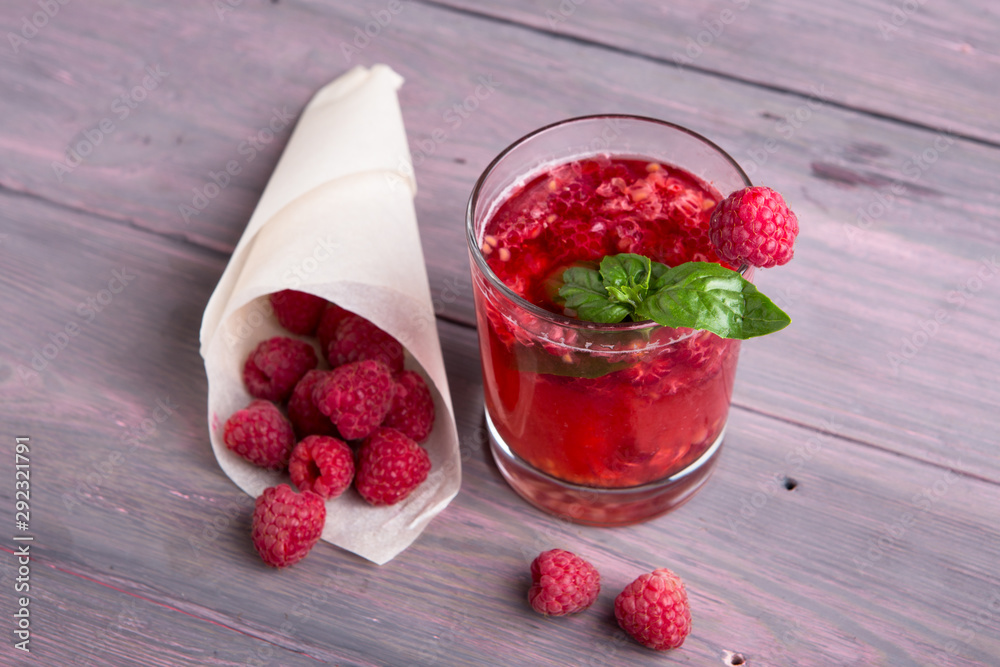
316,303,351,354
709,186,799,268
614,567,692,651
243,336,318,403
355,427,431,506
270,290,328,336
287,370,338,439
289,435,355,500
382,370,436,443
251,484,326,568
223,400,296,470
312,360,393,440
528,549,601,616
326,314,405,375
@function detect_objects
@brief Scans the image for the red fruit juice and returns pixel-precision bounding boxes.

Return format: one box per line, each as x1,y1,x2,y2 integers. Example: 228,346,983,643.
475,156,742,492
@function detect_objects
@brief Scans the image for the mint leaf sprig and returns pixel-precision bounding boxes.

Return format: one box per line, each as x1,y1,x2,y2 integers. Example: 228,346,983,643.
558,253,790,340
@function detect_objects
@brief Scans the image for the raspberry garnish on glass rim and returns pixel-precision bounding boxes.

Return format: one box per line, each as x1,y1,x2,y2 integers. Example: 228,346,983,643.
558,185,799,339
710,186,798,269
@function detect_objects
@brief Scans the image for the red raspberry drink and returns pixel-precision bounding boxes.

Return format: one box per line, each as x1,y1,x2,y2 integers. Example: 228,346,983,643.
467,116,752,525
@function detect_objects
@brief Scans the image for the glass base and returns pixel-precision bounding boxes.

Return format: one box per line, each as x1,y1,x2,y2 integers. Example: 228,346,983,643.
486,409,725,526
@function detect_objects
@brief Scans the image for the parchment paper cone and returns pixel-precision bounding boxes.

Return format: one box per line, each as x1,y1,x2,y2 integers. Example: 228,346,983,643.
199,65,460,565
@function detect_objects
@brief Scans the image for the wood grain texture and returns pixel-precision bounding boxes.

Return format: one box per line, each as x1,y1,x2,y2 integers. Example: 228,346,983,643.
430,0,1000,144
2,1,997,251
1,188,998,666
0,0,998,665
0,562,305,666
0,0,997,485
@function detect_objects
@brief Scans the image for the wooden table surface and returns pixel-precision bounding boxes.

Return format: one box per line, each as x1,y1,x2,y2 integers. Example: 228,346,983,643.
2,1,998,665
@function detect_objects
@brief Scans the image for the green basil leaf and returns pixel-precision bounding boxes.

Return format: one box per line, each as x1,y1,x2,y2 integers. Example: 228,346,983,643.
606,284,646,309
600,254,654,310
560,265,604,294
636,262,791,339
559,266,633,323
573,298,633,324
559,254,790,339
648,260,671,291
600,253,652,292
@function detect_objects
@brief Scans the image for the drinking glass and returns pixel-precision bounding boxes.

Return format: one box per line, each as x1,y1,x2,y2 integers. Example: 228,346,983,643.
466,115,752,525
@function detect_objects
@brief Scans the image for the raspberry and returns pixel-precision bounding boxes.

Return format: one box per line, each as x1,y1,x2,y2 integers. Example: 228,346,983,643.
326,314,405,375
709,186,798,268
251,484,326,568
558,217,610,261
287,370,338,439
355,427,430,506
382,371,435,443
289,435,355,500
614,568,692,651
528,549,601,616
312,360,393,440
270,290,328,336
676,330,732,375
612,217,644,253
243,336,318,403
316,304,351,354
223,400,295,470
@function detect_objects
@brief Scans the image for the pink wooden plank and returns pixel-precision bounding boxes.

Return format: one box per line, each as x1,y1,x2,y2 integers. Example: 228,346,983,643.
431,0,1000,144
1,1,998,664
0,563,308,666
1,0,997,486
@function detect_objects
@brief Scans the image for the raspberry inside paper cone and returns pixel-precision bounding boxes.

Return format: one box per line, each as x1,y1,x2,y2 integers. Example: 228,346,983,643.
199,65,459,565
222,295,447,567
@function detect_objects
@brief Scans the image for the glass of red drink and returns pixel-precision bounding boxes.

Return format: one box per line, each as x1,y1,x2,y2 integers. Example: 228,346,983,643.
466,115,752,525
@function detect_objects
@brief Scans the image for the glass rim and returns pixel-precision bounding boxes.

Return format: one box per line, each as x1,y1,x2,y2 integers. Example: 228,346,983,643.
465,113,752,334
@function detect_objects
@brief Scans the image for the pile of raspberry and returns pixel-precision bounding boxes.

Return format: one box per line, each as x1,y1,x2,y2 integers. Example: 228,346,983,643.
222,290,436,568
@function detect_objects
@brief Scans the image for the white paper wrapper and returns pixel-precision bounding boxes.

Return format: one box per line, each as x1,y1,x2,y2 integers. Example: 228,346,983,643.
199,65,460,565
